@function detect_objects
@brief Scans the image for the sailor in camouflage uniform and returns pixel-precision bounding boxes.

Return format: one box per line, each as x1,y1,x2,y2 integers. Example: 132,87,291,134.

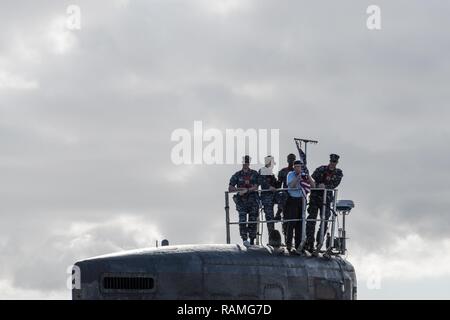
228,155,260,246
258,156,278,235
305,154,344,251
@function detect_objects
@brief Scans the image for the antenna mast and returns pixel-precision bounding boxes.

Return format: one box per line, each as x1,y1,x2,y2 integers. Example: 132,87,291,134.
294,138,318,165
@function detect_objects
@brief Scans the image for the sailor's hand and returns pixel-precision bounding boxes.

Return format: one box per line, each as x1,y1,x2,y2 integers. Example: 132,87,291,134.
318,183,325,188
238,188,248,195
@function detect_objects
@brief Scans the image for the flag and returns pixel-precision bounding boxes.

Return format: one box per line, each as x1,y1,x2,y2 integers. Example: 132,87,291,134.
300,174,311,195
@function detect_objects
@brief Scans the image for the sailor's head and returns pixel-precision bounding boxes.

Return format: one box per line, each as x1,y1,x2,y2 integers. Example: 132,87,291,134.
264,155,275,168
242,155,251,169
293,159,303,174
287,153,296,166
329,154,340,169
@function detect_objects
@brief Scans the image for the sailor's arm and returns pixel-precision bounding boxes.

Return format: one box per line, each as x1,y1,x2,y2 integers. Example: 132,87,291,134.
269,176,277,191
307,175,316,188
329,170,343,189
228,174,241,192
228,184,248,192
311,167,323,183
276,170,284,188
248,172,259,192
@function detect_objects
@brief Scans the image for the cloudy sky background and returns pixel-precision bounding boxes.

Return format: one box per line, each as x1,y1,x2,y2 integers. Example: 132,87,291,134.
1,0,449,299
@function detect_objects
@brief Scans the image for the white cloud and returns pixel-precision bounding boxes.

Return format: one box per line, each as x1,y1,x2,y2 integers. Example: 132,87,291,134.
10,36,42,64
165,164,197,183
232,82,277,101
0,280,68,300
0,71,38,90
114,0,131,9
0,215,162,299
47,17,77,54
350,234,450,283
198,0,250,16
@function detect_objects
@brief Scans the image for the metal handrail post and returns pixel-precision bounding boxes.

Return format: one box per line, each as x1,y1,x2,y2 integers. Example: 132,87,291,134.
225,191,231,244
342,211,347,254
298,193,307,251
256,203,262,246
317,188,327,250
327,189,338,252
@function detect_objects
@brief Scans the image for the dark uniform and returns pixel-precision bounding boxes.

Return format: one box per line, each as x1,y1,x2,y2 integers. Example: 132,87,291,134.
306,156,343,250
229,169,260,242
275,165,293,216
275,165,293,239
258,168,278,234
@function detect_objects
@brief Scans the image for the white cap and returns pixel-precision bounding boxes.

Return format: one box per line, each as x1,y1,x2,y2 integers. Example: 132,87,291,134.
264,155,276,166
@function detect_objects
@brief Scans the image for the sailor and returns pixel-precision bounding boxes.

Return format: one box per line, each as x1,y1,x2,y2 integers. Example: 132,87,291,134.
274,153,296,220
228,155,260,246
305,154,343,252
258,155,278,235
284,160,306,254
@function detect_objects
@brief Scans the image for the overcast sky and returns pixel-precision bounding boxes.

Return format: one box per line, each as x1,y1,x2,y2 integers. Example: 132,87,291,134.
1,0,449,299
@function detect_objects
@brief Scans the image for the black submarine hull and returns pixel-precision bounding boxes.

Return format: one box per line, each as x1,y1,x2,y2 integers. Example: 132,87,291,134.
72,244,357,300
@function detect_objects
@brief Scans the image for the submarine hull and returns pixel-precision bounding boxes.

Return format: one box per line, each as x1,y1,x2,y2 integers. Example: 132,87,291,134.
72,244,357,300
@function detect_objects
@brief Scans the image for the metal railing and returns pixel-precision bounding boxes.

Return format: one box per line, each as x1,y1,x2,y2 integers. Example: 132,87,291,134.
224,187,344,255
